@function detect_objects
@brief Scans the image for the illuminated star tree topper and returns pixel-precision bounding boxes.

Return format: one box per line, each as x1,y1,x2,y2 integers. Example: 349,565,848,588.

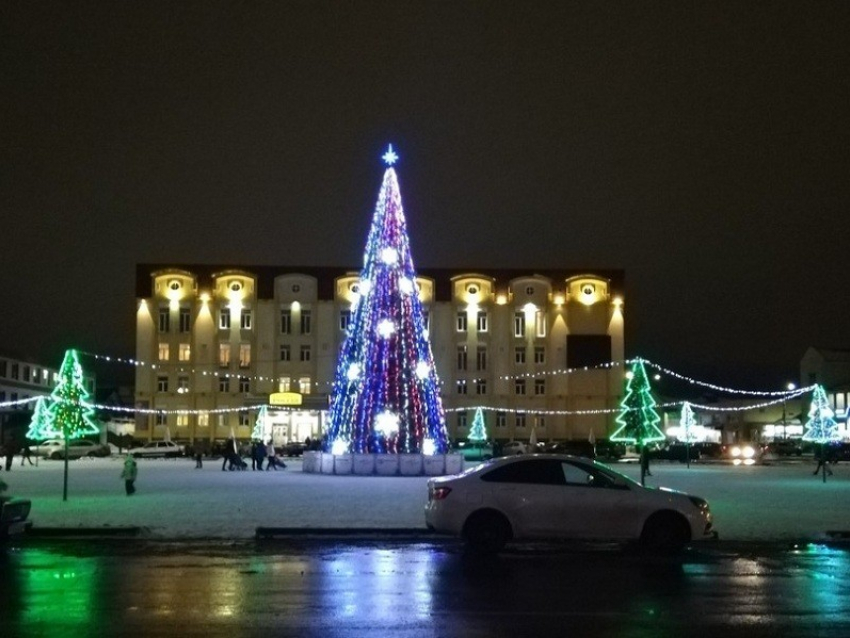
325,144,450,455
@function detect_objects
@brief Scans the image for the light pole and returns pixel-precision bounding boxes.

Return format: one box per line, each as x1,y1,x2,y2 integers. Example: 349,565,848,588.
782,382,796,440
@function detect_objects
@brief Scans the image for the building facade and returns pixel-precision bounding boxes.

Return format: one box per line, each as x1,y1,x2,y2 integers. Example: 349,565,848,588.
0,351,62,442
134,265,625,446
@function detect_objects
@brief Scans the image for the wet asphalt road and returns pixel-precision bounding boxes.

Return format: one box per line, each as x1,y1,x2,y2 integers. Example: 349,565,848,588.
1,538,849,638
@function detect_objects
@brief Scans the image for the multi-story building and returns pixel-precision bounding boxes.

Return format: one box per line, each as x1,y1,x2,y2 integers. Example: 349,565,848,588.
0,350,62,441
135,265,625,446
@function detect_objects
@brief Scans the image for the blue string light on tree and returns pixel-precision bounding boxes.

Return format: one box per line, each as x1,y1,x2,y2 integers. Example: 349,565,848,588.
325,145,450,455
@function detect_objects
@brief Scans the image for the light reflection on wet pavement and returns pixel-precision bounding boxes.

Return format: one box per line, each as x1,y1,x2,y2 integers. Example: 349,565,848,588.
1,540,848,637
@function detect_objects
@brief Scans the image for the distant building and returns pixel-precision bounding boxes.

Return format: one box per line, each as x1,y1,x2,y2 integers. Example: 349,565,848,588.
801,346,850,426
134,264,626,445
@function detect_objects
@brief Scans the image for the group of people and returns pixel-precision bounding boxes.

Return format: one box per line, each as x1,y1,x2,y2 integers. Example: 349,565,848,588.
220,438,285,471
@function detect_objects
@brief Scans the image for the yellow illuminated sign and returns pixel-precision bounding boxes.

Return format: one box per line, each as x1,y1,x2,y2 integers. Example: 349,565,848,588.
269,392,302,406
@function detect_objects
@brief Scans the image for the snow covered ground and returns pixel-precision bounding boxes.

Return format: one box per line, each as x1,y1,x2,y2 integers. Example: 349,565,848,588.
2,456,848,541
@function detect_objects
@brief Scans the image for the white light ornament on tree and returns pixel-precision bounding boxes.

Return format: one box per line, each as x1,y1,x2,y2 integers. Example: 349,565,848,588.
375,410,400,436
416,362,431,380
377,319,396,339
381,247,399,265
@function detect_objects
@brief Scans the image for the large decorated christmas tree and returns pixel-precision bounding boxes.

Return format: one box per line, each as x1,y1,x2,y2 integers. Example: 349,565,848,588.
326,146,450,455
802,385,839,443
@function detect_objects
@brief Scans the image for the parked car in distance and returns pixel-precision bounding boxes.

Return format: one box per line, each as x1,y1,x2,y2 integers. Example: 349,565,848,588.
37,439,111,460
594,438,626,461
0,478,31,541
454,442,493,461
426,454,717,554
280,441,308,457
126,441,184,458
762,440,803,457
499,441,527,456
544,440,597,459
650,443,701,463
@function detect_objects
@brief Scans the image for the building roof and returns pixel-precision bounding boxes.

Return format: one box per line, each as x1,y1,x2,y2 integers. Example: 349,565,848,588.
807,347,850,363
136,264,625,303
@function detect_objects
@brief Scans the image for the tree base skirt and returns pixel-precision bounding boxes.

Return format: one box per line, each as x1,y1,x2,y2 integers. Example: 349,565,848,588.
302,451,464,476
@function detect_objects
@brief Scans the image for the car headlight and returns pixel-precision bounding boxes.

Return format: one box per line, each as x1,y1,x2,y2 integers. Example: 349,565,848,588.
730,446,741,457
742,446,755,459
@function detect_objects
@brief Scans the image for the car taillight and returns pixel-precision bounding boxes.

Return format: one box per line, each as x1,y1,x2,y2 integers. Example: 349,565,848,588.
431,486,452,500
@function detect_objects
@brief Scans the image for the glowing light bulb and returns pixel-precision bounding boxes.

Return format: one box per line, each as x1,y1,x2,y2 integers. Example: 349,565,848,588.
416,362,430,379
381,247,398,265
358,280,371,296
331,439,349,455
422,438,436,456
377,319,395,338
398,277,414,295
347,363,361,382
375,410,399,436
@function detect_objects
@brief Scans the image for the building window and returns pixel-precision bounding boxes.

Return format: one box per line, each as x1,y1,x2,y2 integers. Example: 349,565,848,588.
476,378,487,395
477,311,488,332
239,412,249,427
516,412,527,428
299,377,312,394
281,310,292,335
198,412,209,428
176,413,188,427
301,309,312,335
158,308,170,333
421,310,430,331
514,312,525,337
179,307,191,333
241,310,253,330
515,379,526,395
158,343,170,362
157,376,168,393
457,411,467,429
279,345,291,362
239,376,250,393
535,311,547,337
179,343,191,362
177,376,189,393
10,363,18,380
300,345,311,362
457,346,468,371
218,309,230,330
496,412,506,428
23,366,30,382
477,346,487,371
0,360,6,377
534,346,545,364
217,413,227,428
0,391,5,402
156,413,166,427
278,377,291,392
239,344,251,368
535,378,546,395
535,416,546,429
515,347,526,365
219,344,230,367
456,312,467,332
457,379,468,395
218,376,229,392
340,310,352,332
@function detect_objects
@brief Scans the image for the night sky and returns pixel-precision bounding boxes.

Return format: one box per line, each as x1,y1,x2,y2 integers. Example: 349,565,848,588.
2,2,849,390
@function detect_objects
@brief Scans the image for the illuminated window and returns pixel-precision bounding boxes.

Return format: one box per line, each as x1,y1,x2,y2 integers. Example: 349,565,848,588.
279,345,291,362
515,379,526,395
177,376,189,393
239,344,251,368
477,346,487,371
516,412,526,428
178,343,191,361
198,412,209,428
239,412,249,427
514,312,525,337
176,413,188,427
456,379,468,395
218,376,229,392
280,309,292,334
158,308,170,333
158,343,170,362
239,376,250,393
219,309,231,330
477,311,488,332
300,345,311,362
299,377,312,394
534,346,545,364
157,376,168,392
156,413,166,426
241,310,252,330
301,309,312,335
535,311,547,337
340,310,351,332
217,413,227,427
535,378,545,395
457,411,467,429
457,346,467,371
497,412,506,428
476,378,487,395
219,344,230,367
179,307,191,333
278,376,291,392
515,347,526,365
456,312,467,332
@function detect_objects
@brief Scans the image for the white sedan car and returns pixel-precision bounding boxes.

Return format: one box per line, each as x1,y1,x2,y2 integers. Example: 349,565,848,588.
425,454,717,553
126,441,184,458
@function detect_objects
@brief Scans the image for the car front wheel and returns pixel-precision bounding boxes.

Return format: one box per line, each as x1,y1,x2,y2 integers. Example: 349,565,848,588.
640,512,690,553
463,510,511,554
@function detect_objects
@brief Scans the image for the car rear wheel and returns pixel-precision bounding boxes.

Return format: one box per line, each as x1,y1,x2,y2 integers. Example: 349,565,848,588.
463,510,511,554
640,512,690,553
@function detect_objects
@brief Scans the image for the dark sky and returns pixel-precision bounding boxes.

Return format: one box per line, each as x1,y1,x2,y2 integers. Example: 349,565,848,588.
2,2,849,389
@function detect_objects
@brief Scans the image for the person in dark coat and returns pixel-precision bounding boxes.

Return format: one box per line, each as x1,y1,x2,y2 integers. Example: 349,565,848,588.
20,442,34,466
813,444,834,476
121,455,138,495
4,436,18,471
222,437,236,471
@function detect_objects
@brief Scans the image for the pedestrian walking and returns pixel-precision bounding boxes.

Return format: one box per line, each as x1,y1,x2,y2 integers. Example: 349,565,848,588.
20,442,34,466
640,445,652,477
222,437,236,471
813,445,833,476
266,440,280,470
121,455,138,495
4,436,18,472
195,447,203,469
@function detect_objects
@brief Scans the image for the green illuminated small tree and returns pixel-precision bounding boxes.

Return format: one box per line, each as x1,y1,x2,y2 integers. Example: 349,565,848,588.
468,408,487,444
252,405,271,442
611,358,665,484
26,396,53,442
803,385,839,483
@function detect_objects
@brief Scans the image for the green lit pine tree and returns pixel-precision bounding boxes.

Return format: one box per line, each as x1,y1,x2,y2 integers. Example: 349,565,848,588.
26,396,53,442
44,349,100,440
611,358,665,484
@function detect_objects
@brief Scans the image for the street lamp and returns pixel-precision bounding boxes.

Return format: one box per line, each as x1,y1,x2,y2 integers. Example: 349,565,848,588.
782,383,796,439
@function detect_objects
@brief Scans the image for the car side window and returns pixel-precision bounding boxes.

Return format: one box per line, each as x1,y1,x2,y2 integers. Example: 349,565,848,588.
561,461,620,489
481,460,566,485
